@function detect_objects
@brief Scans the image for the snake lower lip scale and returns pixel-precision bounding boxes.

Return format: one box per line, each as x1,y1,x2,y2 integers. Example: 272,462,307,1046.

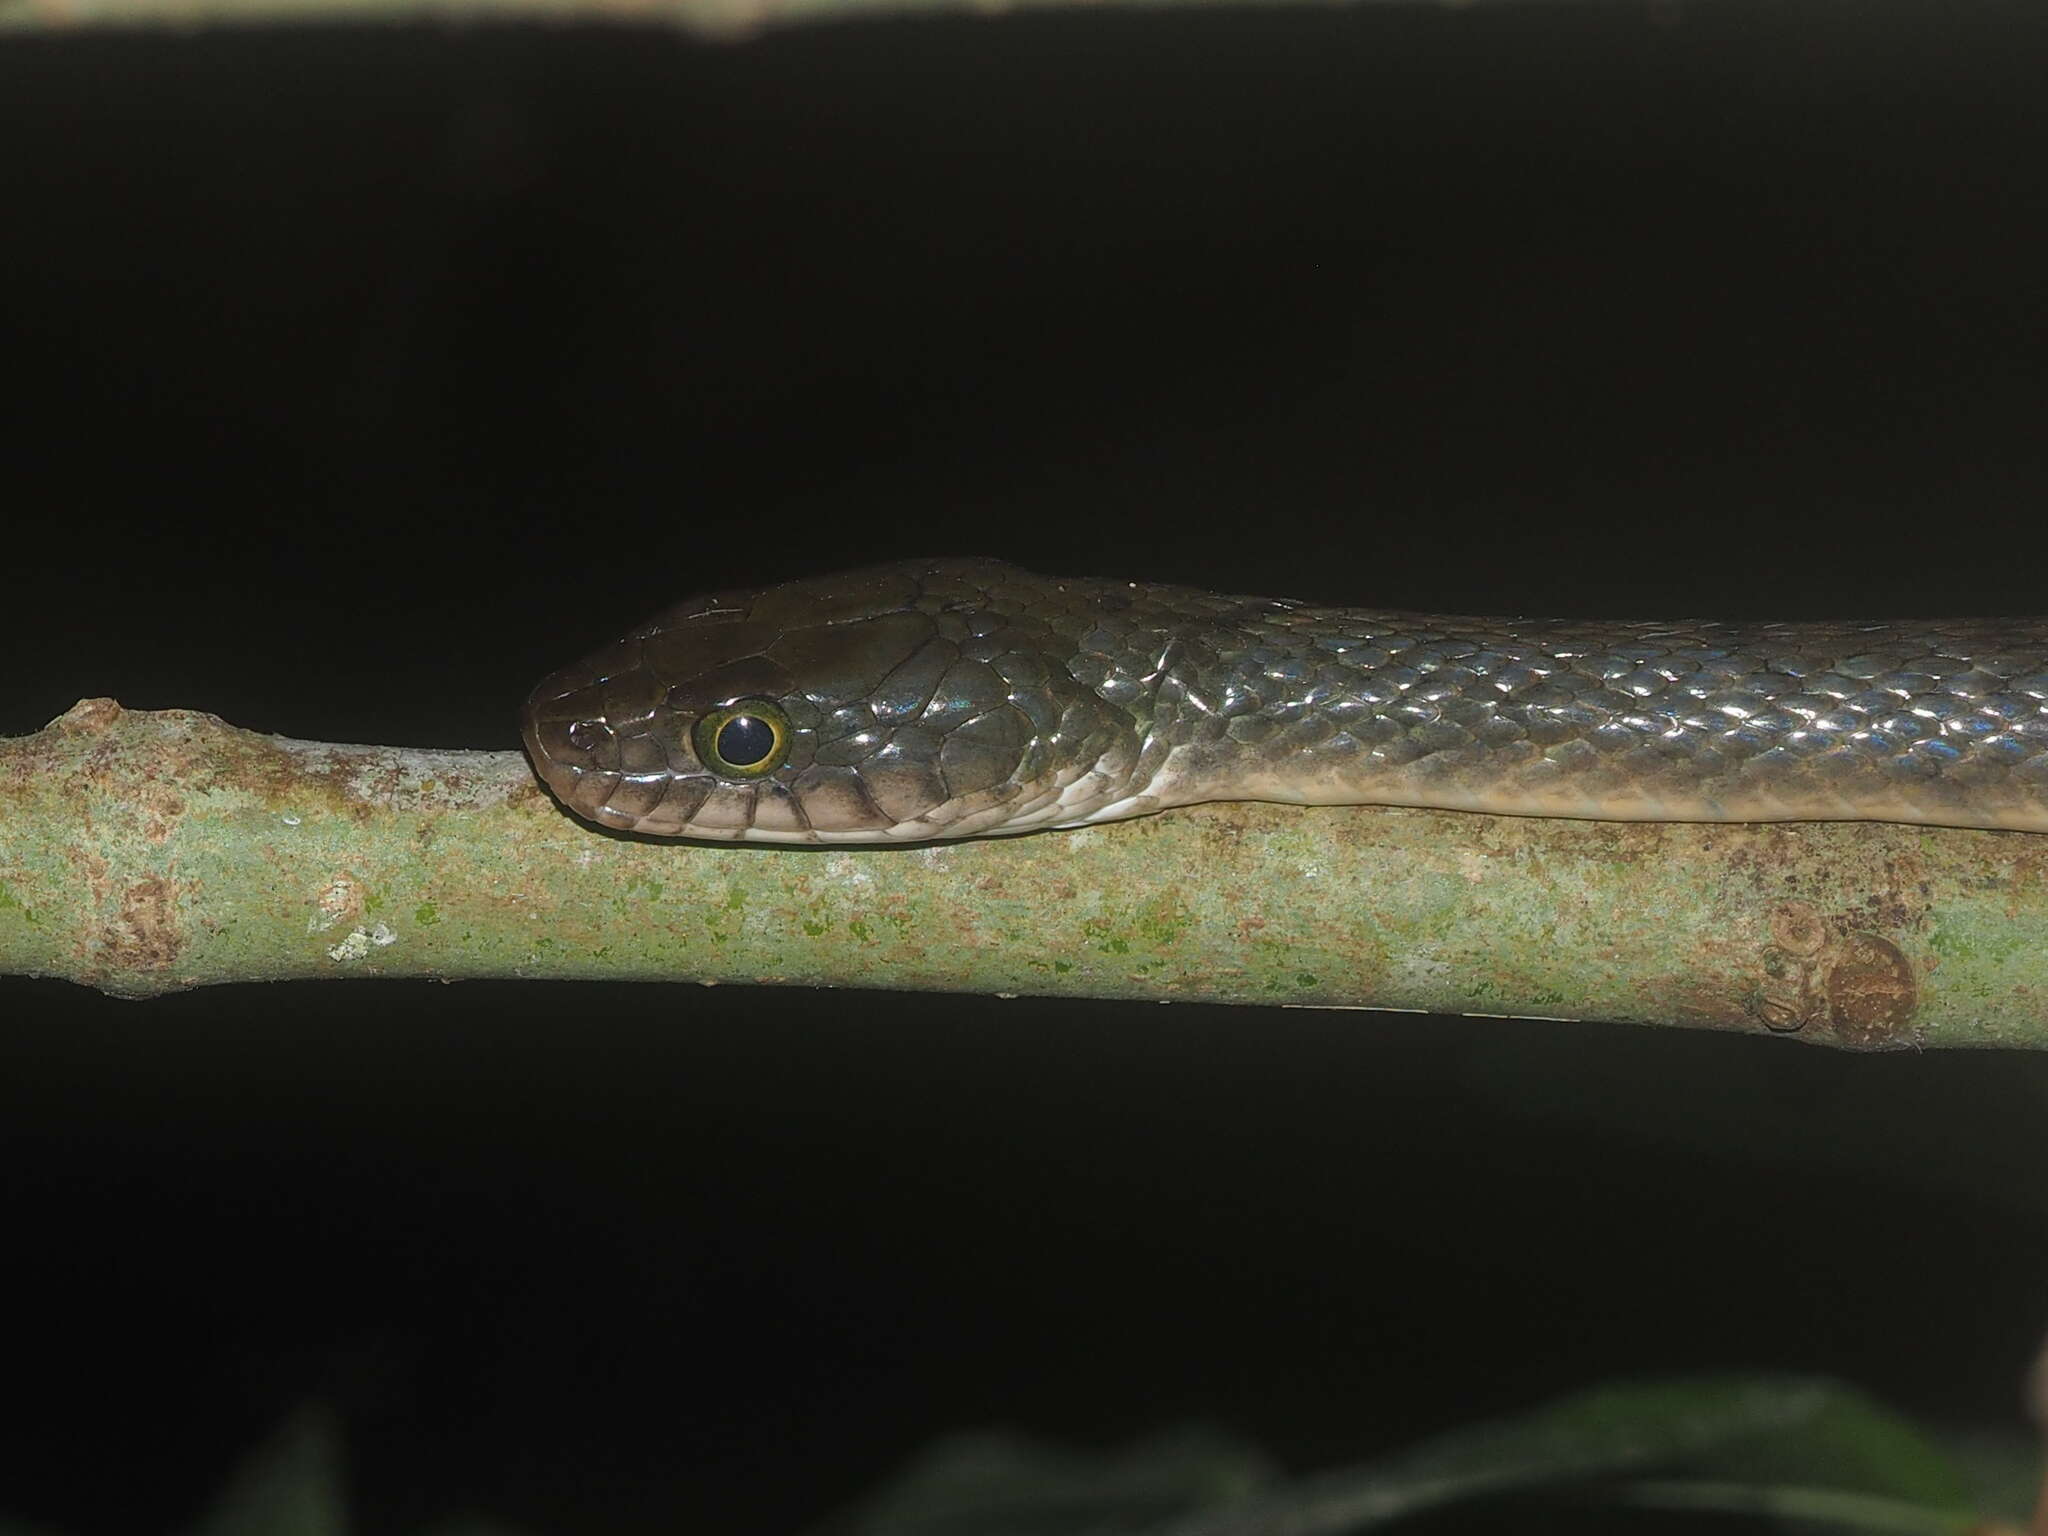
519,556,2048,845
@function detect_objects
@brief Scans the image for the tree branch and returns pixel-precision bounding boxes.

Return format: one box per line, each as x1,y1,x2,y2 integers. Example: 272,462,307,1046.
3,699,2042,1046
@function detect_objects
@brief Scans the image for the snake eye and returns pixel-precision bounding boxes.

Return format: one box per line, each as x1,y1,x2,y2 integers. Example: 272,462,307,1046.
692,698,791,780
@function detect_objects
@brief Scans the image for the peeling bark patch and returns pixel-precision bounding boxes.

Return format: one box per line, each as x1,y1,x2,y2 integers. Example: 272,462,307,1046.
1750,900,1919,1046
309,874,366,933
328,923,398,962
105,872,184,971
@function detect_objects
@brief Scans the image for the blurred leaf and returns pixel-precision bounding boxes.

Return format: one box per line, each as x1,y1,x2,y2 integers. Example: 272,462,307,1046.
1680,1379,1968,1508
186,1402,346,1536
827,1425,1276,1536
1599,1379,2009,1535
1608,1477,1980,1535
1153,1375,1978,1536
1940,1429,2042,1529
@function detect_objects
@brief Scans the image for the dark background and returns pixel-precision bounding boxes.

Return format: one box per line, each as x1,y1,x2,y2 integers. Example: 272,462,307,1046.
5,2,2048,1531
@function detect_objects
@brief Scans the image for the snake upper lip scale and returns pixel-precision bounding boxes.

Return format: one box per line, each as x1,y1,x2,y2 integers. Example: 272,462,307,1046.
519,557,2048,845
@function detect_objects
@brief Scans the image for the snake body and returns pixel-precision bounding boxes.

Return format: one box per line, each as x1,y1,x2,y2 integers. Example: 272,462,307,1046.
520,557,2048,844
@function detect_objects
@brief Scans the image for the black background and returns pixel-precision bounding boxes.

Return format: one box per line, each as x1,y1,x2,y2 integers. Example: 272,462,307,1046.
5,3,2048,1531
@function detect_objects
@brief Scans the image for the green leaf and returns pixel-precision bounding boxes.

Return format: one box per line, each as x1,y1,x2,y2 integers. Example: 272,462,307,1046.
825,1426,1276,1536
1149,1375,1975,1536
185,1403,347,1536
1672,1381,1969,1508
1605,1477,1979,1535
1942,1428,2043,1529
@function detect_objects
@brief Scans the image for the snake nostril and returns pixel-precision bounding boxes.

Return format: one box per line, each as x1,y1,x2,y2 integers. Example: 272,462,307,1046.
566,719,611,753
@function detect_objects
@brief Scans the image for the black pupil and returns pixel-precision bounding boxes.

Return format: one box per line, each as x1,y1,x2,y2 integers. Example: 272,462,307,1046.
716,714,775,767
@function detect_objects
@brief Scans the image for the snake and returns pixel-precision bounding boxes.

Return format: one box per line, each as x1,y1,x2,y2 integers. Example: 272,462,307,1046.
519,557,2048,845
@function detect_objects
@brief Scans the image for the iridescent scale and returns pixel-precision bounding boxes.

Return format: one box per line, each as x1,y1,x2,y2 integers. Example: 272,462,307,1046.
521,559,2048,843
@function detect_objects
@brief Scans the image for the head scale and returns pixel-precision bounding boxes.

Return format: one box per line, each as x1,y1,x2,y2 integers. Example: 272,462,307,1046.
520,558,1140,843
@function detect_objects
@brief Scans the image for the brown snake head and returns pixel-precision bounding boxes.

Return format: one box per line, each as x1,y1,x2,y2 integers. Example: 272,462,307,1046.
520,558,1148,843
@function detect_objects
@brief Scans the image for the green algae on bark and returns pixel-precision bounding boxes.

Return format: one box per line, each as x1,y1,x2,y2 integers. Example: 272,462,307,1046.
3,699,2047,1048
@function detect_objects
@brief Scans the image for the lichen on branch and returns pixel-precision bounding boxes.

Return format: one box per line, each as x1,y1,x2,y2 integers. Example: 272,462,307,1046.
1,698,2043,1048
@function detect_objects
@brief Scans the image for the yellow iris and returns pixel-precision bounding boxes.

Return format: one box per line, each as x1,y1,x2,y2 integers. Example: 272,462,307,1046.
692,699,791,780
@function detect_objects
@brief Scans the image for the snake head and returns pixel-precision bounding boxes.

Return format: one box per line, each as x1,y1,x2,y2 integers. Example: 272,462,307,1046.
520,558,1145,843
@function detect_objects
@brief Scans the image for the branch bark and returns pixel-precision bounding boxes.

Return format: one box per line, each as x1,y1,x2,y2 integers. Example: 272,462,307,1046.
3,699,2045,1046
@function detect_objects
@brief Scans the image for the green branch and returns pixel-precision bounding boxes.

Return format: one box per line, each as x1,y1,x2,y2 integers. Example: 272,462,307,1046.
2,697,2042,1047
